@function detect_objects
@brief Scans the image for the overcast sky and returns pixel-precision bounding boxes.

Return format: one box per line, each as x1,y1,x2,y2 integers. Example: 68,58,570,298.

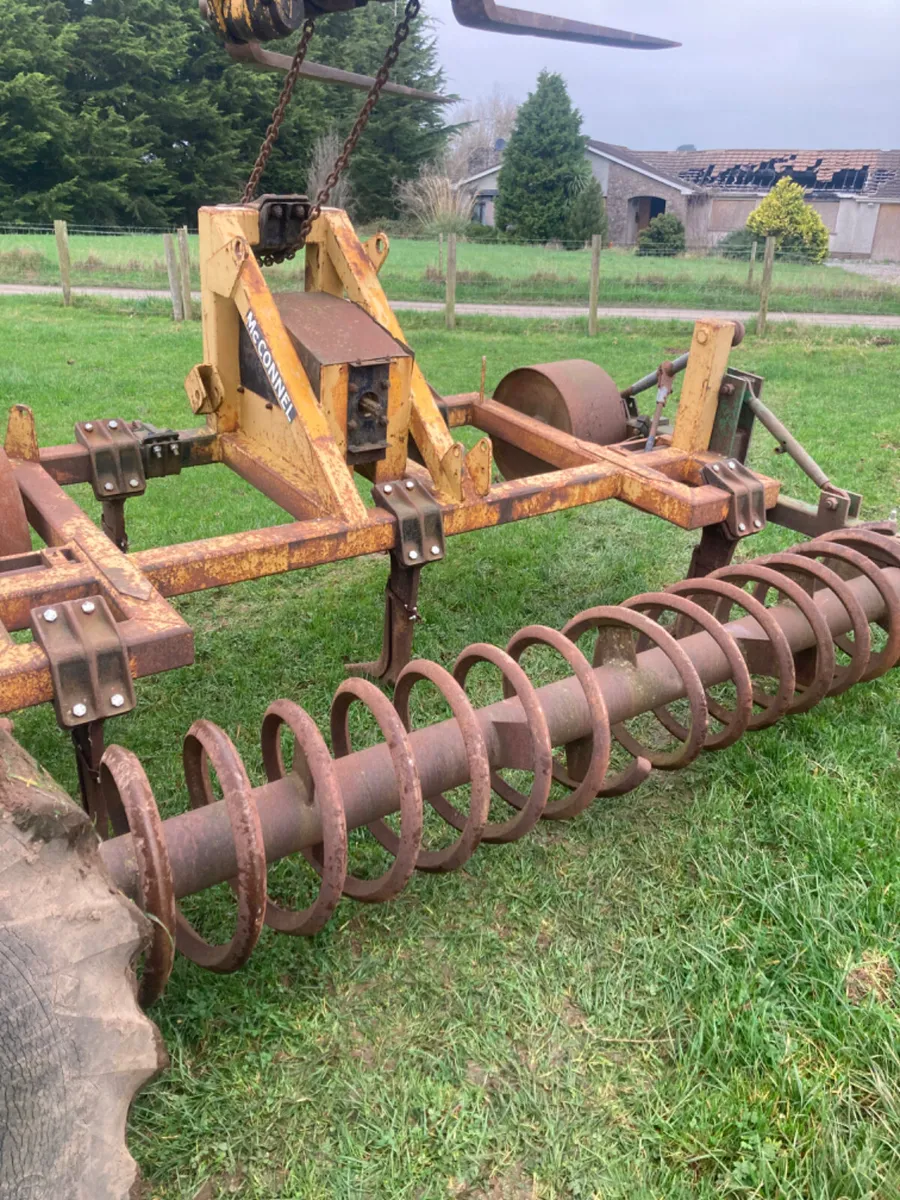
429,0,899,150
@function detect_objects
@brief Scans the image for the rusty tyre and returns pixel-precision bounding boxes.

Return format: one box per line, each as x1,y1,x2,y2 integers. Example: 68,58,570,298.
0,722,165,1200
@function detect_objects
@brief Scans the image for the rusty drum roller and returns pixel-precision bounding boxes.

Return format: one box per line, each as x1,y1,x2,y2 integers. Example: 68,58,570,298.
490,360,629,481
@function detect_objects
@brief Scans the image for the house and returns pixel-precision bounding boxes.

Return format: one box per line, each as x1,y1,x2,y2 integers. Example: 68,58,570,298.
460,143,900,260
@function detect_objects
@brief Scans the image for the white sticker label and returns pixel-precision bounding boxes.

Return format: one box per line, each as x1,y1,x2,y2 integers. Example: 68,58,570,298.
243,308,297,422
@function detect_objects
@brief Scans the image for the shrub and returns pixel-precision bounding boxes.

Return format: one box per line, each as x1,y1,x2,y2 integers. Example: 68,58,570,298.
396,168,475,236
718,227,759,259
636,213,686,256
746,178,830,263
464,222,500,242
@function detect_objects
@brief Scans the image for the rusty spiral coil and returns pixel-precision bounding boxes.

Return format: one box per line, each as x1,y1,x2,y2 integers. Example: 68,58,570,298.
100,530,900,1005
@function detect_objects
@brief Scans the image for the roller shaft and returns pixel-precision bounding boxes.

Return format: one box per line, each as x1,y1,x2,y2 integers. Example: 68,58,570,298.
96,530,900,1005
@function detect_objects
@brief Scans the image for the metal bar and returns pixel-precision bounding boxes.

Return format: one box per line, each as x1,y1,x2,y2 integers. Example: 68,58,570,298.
38,429,217,486
100,562,900,902
745,393,831,490
225,41,453,102
621,352,689,401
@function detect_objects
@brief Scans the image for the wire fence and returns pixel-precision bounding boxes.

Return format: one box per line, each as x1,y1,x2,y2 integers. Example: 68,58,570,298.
0,223,898,318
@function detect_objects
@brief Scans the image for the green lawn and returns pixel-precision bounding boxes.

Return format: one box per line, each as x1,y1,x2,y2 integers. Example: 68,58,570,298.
3,230,900,315
3,296,900,1199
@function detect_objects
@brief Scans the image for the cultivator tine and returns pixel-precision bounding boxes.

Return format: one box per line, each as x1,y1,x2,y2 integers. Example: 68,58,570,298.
450,0,680,48
97,529,900,1005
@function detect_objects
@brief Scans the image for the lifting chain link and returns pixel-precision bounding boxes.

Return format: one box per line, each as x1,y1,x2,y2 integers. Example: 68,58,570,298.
297,0,422,244
241,18,318,205
240,0,422,247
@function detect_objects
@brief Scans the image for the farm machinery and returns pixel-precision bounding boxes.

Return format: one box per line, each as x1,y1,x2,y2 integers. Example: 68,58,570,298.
1,2,898,1197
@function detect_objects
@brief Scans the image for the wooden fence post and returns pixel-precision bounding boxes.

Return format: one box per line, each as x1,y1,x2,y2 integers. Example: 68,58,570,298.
445,232,457,330
54,220,72,307
588,233,601,336
177,226,193,320
163,233,184,322
757,235,776,336
438,231,443,276
747,238,758,287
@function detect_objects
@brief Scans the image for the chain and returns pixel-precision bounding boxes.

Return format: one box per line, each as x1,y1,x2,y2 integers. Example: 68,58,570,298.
240,18,317,205
297,0,422,243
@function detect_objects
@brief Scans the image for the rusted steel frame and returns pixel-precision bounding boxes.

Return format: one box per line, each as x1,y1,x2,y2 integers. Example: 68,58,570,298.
135,515,395,597
0,554,97,632
0,617,193,713
37,429,218,487
100,563,900,902
4,462,193,712
466,399,780,526
133,464,623,597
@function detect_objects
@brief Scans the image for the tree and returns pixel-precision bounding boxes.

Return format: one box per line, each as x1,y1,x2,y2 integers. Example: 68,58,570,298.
495,71,587,242
0,0,450,226
636,212,685,256
746,178,830,263
567,176,607,245
444,88,518,181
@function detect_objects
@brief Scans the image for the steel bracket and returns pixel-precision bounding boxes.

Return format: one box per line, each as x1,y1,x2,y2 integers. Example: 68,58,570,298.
134,422,184,479
701,457,766,539
373,478,445,568
74,419,146,501
251,194,312,263
30,597,135,729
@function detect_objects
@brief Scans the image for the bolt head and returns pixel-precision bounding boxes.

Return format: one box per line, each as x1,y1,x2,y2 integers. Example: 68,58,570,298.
170,444,179,455
738,522,747,532
129,478,140,488
43,608,58,622
712,464,720,473
383,483,393,494
72,703,87,718
431,545,441,556
408,550,419,560
84,422,93,432
103,481,114,492
108,420,118,429
110,693,125,708
729,460,737,469
753,518,763,529
81,600,95,614
153,445,163,458
405,480,415,491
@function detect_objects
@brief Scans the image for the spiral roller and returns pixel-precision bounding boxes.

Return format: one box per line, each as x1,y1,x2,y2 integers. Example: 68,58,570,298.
98,529,900,1005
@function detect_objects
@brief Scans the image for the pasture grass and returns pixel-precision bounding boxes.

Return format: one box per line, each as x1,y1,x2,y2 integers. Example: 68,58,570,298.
2,296,899,1198
1,231,899,315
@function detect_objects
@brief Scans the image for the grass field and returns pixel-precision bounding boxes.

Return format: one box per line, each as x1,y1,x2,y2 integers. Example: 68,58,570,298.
3,296,900,1199
3,230,900,315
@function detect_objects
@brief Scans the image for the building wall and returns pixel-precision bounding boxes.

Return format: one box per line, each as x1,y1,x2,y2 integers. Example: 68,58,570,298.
831,198,880,257
604,161,689,244
810,200,840,233
709,196,758,232
587,154,610,193
871,202,900,261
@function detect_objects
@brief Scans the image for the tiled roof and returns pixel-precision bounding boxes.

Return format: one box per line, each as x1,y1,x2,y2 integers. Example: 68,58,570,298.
586,140,698,193
637,149,900,198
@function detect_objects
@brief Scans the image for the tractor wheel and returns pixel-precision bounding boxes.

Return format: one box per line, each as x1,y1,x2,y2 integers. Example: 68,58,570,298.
491,359,629,481
0,721,166,1200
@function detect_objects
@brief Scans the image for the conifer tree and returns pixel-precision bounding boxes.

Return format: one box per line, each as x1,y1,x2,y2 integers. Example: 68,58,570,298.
0,0,449,225
495,71,586,241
